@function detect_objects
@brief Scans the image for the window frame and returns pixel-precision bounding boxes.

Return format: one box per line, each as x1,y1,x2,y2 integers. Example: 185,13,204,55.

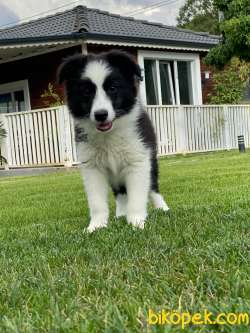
158,61,176,105
0,79,31,113
138,50,203,106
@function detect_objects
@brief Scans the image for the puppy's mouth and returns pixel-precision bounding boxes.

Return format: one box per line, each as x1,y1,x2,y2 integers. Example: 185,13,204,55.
96,121,113,132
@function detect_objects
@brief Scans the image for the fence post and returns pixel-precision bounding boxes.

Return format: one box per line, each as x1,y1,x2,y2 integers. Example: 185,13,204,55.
223,105,230,150
176,106,187,153
0,114,11,169
62,106,73,167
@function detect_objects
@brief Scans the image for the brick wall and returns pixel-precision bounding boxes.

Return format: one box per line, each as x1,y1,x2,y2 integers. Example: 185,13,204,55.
200,55,215,104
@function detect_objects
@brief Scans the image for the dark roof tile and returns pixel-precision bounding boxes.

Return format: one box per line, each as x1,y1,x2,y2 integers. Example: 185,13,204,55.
0,5,219,47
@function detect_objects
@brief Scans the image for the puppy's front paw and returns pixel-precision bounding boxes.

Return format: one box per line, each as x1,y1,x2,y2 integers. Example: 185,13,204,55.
86,216,108,233
116,209,126,218
127,215,146,229
159,203,170,212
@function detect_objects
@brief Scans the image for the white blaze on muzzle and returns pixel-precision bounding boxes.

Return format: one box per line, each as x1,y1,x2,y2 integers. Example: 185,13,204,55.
82,60,115,124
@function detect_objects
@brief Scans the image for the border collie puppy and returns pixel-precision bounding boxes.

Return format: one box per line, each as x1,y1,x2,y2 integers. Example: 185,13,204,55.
58,50,169,232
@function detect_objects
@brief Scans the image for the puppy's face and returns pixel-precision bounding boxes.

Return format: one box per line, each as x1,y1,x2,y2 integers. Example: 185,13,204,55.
58,51,142,133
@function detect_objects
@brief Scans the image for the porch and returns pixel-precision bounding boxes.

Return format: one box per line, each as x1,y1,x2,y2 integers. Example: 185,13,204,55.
1,104,250,169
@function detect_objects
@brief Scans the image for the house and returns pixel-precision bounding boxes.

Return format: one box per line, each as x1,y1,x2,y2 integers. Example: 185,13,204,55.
0,5,220,114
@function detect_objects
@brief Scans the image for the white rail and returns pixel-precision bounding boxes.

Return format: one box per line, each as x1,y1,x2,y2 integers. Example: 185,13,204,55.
0,106,77,168
147,105,250,156
1,104,250,168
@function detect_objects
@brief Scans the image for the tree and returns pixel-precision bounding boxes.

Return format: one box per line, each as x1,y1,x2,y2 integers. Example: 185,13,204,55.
177,0,220,35
208,58,250,104
205,0,250,67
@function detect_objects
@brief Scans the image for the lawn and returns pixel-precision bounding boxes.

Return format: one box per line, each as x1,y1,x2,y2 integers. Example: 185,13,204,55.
0,151,250,333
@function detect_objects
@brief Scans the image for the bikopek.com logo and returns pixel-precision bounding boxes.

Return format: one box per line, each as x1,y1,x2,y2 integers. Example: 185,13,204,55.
147,309,249,329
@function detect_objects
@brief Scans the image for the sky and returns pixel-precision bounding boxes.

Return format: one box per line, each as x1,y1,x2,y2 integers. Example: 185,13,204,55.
0,0,186,30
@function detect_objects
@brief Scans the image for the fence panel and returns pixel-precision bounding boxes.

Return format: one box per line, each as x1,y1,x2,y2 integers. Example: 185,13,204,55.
147,105,250,155
1,104,250,168
1,106,78,168
183,105,226,152
227,105,250,148
147,106,179,155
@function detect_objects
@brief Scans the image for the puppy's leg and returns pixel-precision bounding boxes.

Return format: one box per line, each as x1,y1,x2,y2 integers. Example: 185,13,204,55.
150,191,170,211
116,194,127,218
150,153,170,212
125,163,150,229
80,167,109,232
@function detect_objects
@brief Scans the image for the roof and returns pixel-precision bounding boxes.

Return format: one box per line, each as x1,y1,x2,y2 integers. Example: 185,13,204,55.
0,5,220,49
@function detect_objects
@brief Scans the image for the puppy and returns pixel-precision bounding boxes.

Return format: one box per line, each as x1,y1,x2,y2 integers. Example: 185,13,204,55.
58,50,169,232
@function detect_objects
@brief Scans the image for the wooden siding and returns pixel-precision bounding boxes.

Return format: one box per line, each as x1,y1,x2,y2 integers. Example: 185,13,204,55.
0,46,81,109
0,44,215,108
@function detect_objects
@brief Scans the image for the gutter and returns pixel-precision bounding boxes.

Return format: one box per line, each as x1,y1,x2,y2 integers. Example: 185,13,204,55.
0,33,82,46
0,32,220,50
86,32,220,49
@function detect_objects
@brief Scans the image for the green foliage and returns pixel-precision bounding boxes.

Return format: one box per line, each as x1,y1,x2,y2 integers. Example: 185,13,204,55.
205,0,250,67
0,121,7,165
41,83,64,107
208,57,250,104
177,0,220,35
204,43,232,68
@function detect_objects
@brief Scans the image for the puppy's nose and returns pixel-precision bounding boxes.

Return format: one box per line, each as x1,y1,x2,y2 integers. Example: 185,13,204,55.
94,109,108,122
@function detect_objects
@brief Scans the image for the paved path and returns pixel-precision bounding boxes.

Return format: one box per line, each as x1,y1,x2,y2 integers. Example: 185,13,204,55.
0,167,77,177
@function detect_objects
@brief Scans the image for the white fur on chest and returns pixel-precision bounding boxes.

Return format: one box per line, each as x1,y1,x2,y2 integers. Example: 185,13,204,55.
77,125,149,179
75,103,151,188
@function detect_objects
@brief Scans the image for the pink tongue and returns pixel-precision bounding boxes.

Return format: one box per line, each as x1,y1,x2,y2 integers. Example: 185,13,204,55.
97,122,112,131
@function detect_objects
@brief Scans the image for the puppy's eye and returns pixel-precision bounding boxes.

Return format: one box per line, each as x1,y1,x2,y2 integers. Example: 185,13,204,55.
83,88,92,97
108,85,117,94
78,80,95,98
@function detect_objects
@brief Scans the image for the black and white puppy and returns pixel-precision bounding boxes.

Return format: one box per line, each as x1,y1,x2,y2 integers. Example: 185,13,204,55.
58,50,169,232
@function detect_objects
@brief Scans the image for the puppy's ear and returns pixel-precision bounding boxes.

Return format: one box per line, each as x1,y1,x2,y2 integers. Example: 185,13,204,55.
106,50,143,81
57,54,87,84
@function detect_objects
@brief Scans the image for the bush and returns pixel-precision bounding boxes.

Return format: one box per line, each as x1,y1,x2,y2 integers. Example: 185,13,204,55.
41,83,64,107
208,58,250,104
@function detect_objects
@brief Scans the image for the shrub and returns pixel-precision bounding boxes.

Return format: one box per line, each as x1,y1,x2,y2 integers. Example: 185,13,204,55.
41,83,64,107
208,58,250,104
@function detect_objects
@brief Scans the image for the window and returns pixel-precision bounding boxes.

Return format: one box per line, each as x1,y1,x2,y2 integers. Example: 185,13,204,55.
0,80,30,114
144,59,159,104
178,61,193,104
0,93,12,113
139,51,202,105
160,61,176,105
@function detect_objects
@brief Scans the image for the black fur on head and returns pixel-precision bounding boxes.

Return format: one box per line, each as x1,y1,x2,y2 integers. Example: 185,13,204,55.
105,50,142,82
57,54,88,84
57,50,143,120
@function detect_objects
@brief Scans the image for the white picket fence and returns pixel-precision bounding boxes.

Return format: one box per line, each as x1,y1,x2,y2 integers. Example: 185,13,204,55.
148,105,250,156
0,106,77,168
1,104,250,168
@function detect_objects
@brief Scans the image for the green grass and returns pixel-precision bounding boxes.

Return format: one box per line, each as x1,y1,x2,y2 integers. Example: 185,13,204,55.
0,151,250,333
